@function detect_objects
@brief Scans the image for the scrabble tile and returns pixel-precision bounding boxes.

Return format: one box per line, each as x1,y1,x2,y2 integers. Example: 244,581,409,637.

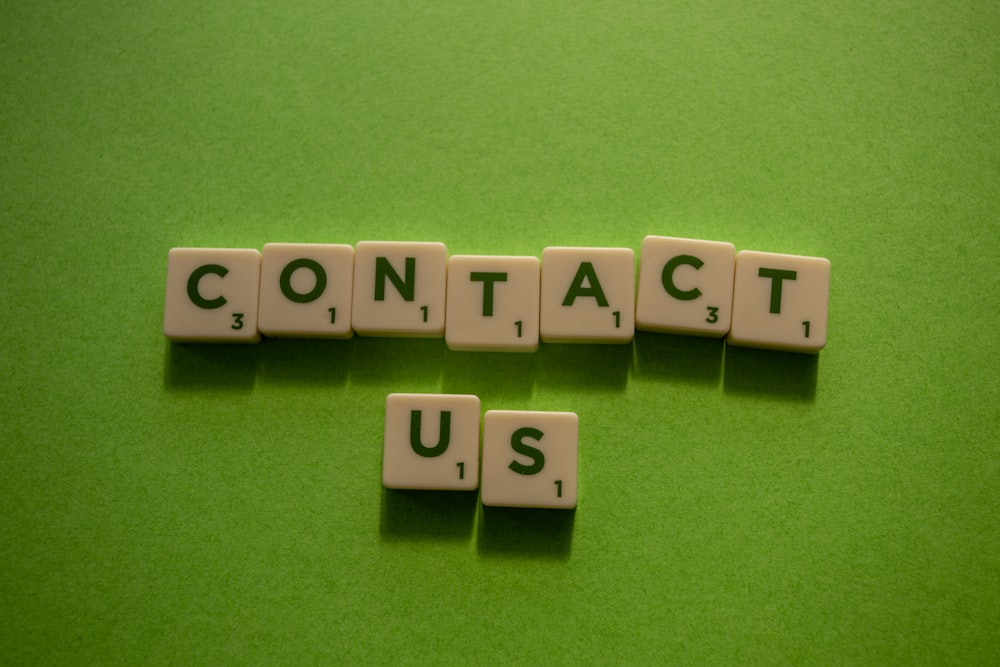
540,247,635,344
163,247,261,343
635,235,735,337
445,255,540,352
382,393,481,491
257,243,355,338
481,410,578,509
728,250,831,353
352,241,448,337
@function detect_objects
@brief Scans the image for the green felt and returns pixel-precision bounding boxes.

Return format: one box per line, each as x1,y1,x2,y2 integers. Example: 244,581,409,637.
2,1,998,664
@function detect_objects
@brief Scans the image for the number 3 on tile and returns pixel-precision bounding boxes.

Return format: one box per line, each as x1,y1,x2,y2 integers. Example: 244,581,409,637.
231,313,244,330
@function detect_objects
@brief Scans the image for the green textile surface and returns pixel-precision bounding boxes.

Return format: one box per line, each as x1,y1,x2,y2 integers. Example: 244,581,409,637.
2,2,998,664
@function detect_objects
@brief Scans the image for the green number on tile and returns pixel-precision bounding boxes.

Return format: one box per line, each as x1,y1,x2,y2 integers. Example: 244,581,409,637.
421,305,428,322
231,313,244,330
457,462,465,479
328,307,336,324
555,480,563,498
515,320,523,338
803,320,811,338
613,311,621,328
706,306,719,324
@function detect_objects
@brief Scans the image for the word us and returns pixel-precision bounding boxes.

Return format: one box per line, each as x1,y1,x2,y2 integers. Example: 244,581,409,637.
383,393,578,509
163,236,831,354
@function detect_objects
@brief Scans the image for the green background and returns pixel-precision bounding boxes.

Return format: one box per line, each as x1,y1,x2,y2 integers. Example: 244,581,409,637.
2,2,998,663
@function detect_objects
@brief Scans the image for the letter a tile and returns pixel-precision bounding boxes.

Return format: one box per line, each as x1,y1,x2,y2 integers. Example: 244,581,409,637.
540,247,634,344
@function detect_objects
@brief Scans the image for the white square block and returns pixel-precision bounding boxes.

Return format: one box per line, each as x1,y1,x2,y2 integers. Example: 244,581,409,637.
728,250,831,353
445,255,540,352
635,235,736,337
163,247,261,343
257,243,355,338
352,241,448,337
382,393,482,491
481,410,578,509
540,247,635,344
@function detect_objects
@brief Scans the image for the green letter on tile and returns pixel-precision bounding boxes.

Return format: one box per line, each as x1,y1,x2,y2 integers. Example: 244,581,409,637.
409,410,450,458
758,268,797,314
509,426,545,475
280,258,327,304
187,264,228,309
470,272,508,316
562,262,609,307
375,257,416,302
662,254,703,300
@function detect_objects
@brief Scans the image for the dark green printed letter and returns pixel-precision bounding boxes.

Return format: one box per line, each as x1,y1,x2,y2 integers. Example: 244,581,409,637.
509,426,545,475
187,264,228,309
409,410,451,458
562,262,609,307
758,268,797,314
662,254,703,301
470,272,508,316
375,257,416,301
280,258,327,304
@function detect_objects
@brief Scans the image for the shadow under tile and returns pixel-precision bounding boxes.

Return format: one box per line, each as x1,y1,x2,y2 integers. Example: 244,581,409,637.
632,330,724,385
256,337,352,387
476,505,574,560
442,350,537,401
349,337,447,389
722,344,818,401
536,342,630,392
163,340,259,391
379,488,477,542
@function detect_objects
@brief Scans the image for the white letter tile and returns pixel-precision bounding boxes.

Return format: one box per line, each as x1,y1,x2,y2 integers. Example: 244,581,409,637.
352,241,448,337
258,243,354,338
445,255,540,352
540,247,635,344
163,247,261,343
728,250,830,353
481,410,578,509
382,393,482,491
635,235,735,337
